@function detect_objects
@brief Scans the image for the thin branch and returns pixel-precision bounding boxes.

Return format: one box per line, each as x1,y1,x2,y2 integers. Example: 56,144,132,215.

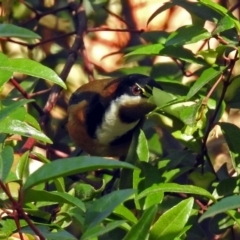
41,2,87,118
87,27,143,34
10,78,44,116
0,181,45,240
1,31,76,49
102,6,134,28
196,51,239,171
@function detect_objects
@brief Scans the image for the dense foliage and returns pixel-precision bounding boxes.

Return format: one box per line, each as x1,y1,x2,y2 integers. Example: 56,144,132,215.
0,0,240,239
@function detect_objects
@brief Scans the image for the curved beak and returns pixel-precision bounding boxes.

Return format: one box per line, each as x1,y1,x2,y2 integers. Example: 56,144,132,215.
143,78,163,98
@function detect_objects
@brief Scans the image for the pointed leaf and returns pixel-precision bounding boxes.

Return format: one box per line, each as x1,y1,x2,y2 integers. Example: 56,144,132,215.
24,189,85,212
114,204,138,224
0,58,66,88
23,157,136,191
166,25,210,46
149,198,194,240
212,15,235,35
200,0,240,31
85,189,135,229
137,130,149,162
0,118,52,144
123,205,158,240
138,183,215,202
186,66,226,99
0,24,41,39
125,44,164,58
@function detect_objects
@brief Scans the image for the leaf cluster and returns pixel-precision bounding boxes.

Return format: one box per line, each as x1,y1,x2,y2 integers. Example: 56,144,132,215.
1,0,240,239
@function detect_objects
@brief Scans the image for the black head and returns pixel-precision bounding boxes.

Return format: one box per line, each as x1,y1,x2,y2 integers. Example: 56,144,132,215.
111,74,162,99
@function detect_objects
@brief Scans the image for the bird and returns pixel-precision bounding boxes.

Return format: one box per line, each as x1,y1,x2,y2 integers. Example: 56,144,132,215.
67,74,162,158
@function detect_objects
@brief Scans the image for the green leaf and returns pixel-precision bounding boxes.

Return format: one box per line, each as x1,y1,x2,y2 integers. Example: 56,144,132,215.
24,189,85,212
0,118,52,144
81,220,126,240
16,151,30,183
188,171,216,189
219,122,240,173
23,157,136,191
84,189,135,229
149,198,194,240
0,58,66,89
0,99,33,122
179,101,202,125
0,24,41,39
160,46,205,64
119,129,140,189
0,146,14,182
186,66,226,100
137,130,149,162
114,204,138,224
212,15,235,35
197,49,218,65
177,0,222,23
216,177,240,196
209,213,235,234
125,44,164,58
123,205,158,240
199,196,240,222
200,0,240,31
162,167,192,183
143,190,163,210
138,183,215,202
32,152,65,192
24,113,41,130
166,25,210,46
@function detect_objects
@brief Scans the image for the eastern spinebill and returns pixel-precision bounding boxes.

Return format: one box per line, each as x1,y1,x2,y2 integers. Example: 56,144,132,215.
67,74,162,158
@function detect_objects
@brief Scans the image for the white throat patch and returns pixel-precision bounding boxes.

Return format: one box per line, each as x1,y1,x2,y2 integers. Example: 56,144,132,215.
96,94,143,144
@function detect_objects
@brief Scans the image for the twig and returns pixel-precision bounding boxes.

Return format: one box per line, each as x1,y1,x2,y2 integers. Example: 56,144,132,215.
41,2,87,119
103,6,132,27
0,181,45,240
10,78,44,116
196,51,239,172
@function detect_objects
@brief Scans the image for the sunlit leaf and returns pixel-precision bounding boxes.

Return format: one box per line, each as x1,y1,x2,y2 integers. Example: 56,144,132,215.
23,157,136,191
0,58,66,88
149,198,194,240
138,183,215,201
0,118,52,144
123,205,158,240
186,66,226,100
166,25,210,46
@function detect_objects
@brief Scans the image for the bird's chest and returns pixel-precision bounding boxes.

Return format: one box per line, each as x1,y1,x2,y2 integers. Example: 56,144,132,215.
95,95,142,145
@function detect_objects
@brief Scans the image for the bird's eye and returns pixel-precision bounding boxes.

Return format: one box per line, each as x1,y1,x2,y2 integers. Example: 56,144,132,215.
131,84,143,95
